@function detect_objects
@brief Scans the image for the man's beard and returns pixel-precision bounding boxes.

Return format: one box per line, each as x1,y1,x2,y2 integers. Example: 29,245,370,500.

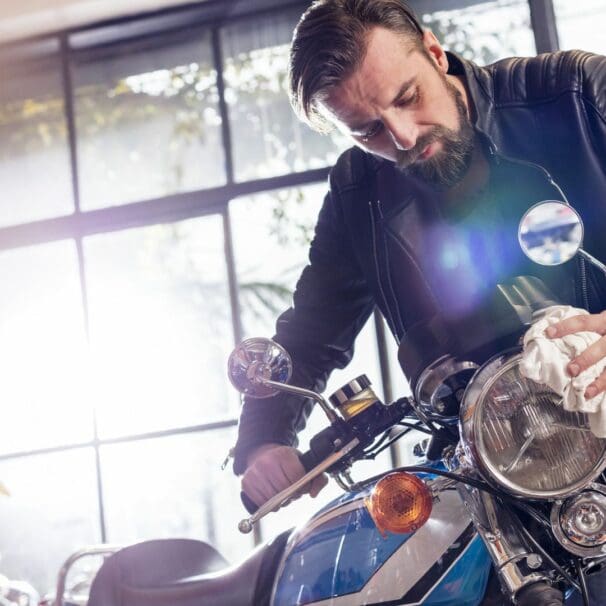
395,80,474,190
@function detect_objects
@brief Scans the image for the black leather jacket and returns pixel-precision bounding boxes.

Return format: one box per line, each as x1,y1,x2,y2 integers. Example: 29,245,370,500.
233,50,606,474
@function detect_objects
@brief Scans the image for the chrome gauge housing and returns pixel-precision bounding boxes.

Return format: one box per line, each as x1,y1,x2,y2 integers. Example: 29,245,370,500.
415,355,478,422
460,348,606,499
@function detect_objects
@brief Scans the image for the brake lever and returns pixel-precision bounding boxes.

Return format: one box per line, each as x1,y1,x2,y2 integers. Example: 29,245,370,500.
241,449,320,515
237,438,360,534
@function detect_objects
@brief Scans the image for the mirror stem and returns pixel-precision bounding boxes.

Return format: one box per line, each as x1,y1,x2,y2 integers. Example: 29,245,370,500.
263,379,338,423
577,248,606,276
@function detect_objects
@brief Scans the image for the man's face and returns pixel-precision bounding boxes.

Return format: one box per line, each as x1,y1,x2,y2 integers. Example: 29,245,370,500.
319,27,475,190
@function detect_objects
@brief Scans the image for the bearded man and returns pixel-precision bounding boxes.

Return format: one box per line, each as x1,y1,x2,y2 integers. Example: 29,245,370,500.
233,0,606,517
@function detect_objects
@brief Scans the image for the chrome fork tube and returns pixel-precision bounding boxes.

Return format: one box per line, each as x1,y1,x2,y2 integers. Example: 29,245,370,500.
457,483,549,599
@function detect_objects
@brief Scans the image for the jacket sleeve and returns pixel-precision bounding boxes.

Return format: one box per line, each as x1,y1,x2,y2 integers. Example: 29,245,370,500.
232,167,376,475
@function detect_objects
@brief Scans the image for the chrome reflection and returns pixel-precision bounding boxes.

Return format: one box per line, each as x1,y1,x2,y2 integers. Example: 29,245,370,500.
415,355,478,421
551,485,606,557
227,337,292,399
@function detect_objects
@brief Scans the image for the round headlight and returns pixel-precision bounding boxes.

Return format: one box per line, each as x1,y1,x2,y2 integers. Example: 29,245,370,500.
460,349,606,499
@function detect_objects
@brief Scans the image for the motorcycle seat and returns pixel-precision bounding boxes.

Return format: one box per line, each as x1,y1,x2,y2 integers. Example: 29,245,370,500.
88,533,289,606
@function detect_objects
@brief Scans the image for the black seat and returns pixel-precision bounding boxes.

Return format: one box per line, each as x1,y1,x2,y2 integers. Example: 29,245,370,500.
88,533,289,606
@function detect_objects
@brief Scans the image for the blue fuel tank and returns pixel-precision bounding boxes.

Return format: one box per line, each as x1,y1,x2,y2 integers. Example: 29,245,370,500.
271,478,491,605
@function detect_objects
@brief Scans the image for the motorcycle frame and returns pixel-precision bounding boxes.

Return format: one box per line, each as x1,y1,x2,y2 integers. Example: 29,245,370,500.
53,545,121,606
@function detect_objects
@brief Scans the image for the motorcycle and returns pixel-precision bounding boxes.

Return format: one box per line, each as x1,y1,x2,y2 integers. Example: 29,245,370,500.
53,201,606,606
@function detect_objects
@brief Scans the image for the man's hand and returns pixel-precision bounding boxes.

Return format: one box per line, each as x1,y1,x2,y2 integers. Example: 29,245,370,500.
241,443,328,508
546,311,606,398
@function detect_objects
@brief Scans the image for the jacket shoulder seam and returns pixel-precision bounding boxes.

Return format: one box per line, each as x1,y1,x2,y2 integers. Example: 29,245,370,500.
331,152,380,196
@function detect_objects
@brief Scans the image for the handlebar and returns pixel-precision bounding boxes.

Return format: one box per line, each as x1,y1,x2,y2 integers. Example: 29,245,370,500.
239,397,415,515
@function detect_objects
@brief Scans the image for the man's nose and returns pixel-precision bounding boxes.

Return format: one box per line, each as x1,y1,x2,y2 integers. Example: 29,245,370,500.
385,117,417,152
393,138,413,152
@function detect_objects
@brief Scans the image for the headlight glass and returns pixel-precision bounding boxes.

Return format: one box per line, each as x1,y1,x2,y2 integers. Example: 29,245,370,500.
462,351,606,499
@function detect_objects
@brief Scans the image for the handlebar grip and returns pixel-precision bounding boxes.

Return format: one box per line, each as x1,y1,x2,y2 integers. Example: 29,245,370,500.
299,449,319,472
240,491,259,514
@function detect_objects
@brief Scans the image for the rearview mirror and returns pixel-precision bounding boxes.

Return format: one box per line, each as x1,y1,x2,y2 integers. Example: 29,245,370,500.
518,200,583,266
519,200,606,275
227,338,292,399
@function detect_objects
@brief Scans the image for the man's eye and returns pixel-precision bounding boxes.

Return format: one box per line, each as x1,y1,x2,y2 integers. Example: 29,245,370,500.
361,122,383,141
397,89,420,107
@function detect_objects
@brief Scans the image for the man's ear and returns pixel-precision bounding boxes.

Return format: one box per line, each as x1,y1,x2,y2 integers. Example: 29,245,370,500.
422,30,449,74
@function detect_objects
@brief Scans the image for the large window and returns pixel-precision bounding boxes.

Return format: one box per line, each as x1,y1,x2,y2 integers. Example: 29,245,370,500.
0,0,588,595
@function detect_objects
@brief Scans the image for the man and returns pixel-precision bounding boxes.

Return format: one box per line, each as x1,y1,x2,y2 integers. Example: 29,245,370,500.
233,0,606,509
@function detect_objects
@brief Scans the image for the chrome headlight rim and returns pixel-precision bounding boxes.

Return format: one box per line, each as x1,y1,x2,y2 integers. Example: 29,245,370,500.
460,348,606,500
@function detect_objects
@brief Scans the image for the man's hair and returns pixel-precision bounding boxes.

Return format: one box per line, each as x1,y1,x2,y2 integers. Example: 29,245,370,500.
289,0,425,132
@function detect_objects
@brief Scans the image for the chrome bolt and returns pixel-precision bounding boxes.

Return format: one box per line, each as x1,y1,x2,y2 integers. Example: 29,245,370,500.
526,554,542,569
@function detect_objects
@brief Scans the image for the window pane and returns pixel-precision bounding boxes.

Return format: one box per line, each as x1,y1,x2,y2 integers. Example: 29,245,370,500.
423,0,535,64
221,10,349,181
554,0,606,55
84,216,237,438
0,449,100,596
0,241,92,454
100,431,253,563
231,184,325,337
72,29,226,209
0,40,74,226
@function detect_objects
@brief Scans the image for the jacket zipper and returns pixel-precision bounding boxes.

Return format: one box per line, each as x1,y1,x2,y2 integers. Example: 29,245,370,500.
369,199,405,340
578,255,590,310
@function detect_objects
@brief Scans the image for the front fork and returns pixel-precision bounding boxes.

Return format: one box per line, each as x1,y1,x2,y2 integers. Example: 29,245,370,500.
457,482,550,601
437,446,565,605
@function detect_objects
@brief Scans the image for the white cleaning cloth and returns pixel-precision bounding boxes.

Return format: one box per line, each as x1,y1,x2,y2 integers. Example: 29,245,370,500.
519,305,606,437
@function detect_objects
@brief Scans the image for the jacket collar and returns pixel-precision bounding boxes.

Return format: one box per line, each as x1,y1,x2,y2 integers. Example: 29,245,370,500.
446,52,498,151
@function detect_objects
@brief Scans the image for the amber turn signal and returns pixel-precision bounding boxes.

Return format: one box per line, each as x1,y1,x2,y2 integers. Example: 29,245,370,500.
366,472,432,536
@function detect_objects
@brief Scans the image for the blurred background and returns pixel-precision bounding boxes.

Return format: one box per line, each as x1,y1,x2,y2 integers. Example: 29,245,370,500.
0,0,604,597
